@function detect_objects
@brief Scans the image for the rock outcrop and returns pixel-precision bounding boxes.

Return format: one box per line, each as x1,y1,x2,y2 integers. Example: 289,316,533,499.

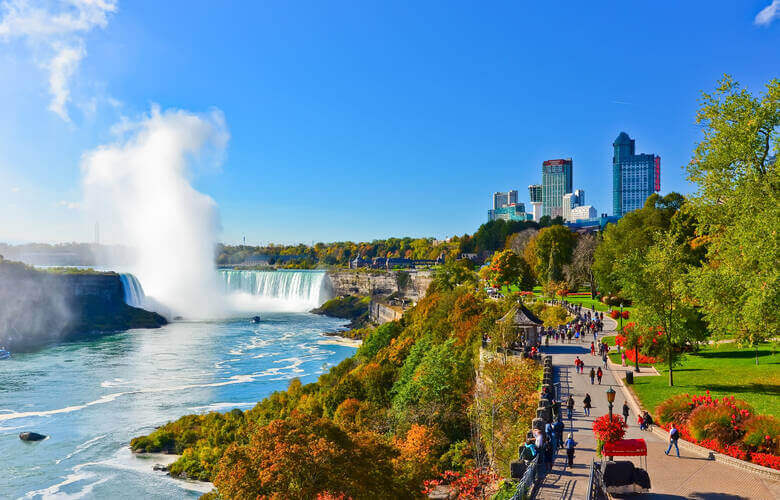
326,270,432,302
19,432,47,441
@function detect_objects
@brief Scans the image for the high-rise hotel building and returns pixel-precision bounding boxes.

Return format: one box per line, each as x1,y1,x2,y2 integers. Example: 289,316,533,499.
612,132,660,216
542,159,573,218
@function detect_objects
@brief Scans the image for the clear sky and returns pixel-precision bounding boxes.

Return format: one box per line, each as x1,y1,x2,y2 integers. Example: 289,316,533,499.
1,1,778,245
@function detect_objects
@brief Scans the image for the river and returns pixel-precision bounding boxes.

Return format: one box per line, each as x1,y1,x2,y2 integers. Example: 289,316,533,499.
0,271,356,498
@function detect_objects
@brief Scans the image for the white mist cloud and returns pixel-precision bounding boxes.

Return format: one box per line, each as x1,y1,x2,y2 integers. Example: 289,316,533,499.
0,0,117,121
755,0,780,26
81,105,230,319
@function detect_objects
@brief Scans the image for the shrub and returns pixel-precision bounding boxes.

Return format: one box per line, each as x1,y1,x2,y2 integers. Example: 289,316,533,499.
655,394,693,426
593,414,626,443
687,399,753,444
742,415,780,454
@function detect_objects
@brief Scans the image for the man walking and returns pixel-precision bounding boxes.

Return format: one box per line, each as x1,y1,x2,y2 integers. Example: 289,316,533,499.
583,393,592,416
564,433,577,469
566,394,575,421
622,401,630,427
665,423,681,457
589,367,596,384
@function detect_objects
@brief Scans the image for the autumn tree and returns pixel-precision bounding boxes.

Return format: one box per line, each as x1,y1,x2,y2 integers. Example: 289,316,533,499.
529,225,577,285
481,249,534,290
686,76,779,363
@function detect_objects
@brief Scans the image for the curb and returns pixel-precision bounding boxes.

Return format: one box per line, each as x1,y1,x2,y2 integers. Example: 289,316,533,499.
608,365,780,481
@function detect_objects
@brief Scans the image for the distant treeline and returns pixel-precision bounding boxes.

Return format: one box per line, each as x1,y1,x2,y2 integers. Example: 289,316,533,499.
216,216,564,268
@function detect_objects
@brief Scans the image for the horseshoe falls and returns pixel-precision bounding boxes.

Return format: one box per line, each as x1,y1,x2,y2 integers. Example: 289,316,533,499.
219,270,332,312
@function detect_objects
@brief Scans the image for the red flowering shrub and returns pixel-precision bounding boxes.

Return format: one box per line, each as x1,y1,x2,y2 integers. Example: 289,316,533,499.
751,452,780,470
742,415,780,454
624,349,657,364
688,396,753,443
609,310,620,319
422,468,498,499
621,310,630,319
593,414,626,443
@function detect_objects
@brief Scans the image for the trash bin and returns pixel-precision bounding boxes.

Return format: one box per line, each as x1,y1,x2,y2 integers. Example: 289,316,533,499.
626,371,634,384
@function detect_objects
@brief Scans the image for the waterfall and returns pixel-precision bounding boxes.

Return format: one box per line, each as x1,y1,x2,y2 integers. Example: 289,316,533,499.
218,270,332,312
119,273,147,308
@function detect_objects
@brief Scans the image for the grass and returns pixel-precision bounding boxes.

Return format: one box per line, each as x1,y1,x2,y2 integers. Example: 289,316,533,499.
628,343,780,418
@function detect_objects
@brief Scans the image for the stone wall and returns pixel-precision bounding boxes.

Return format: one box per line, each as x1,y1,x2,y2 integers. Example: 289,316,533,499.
327,269,433,302
369,301,404,324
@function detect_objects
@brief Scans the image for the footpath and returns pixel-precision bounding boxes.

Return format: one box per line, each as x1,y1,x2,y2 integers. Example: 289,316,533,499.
533,318,779,500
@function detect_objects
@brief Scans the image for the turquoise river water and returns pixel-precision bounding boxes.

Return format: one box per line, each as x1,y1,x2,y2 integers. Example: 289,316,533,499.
0,271,356,499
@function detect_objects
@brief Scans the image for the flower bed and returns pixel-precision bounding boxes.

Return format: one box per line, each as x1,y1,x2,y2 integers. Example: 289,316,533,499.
593,414,627,456
655,392,780,470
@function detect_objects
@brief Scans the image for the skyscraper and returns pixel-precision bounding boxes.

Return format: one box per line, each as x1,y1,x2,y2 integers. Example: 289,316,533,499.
528,184,542,203
542,159,573,218
493,190,519,210
612,132,661,216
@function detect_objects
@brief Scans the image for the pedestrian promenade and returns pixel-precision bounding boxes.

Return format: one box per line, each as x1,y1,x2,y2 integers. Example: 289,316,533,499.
534,324,779,499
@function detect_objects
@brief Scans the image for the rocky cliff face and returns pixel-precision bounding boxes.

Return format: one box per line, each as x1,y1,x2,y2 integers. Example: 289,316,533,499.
326,270,433,301
0,260,166,352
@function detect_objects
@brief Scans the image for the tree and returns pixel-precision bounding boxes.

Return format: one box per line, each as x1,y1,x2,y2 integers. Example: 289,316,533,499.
481,249,534,290
616,231,700,386
565,233,600,298
593,192,686,296
529,225,577,285
433,259,477,291
685,76,779,364
506,229,538,255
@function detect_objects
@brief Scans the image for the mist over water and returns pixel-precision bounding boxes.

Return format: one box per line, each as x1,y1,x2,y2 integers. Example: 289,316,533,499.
82,106,229,318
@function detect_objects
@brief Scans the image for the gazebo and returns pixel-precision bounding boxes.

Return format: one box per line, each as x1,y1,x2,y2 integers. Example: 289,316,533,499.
497,303,544,348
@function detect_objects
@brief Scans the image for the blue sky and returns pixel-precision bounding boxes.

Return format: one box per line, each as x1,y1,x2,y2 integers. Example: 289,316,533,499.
1,1,778,245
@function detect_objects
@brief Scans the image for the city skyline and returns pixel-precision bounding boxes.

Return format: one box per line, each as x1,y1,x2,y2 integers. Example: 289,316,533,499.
1,1,778,245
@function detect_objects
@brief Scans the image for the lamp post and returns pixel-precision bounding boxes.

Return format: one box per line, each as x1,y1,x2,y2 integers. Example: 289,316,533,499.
619,302,624,331
606,387,616,461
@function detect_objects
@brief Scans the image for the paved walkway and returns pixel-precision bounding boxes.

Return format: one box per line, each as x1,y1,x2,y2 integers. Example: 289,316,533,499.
534,324,779,500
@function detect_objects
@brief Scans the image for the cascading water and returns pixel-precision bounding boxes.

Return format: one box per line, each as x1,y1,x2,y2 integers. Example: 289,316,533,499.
119,273,147,308
219,270,332,312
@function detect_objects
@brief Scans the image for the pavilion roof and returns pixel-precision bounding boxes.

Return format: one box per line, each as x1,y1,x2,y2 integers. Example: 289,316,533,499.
498,304,543,326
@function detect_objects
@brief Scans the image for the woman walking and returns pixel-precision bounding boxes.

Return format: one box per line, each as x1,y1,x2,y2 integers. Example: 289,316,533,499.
583,393,592,416
590,341,595,356
622,401,630,427
564,433,577,469
589,367,596,384
596,367,603,384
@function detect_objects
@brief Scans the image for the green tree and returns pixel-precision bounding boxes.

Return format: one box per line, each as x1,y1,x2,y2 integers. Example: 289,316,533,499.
482,249,534,290
616,231,700,386
530,225,577,285
686,76,779,363
593,192,685,296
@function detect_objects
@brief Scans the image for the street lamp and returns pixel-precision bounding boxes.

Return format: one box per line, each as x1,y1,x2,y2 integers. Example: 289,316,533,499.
606,387,616,419
619,302,624,331
606,387,617,461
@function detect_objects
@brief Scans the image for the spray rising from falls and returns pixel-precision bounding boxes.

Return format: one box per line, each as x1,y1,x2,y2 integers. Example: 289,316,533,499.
219,270,332,312
82,105,229,318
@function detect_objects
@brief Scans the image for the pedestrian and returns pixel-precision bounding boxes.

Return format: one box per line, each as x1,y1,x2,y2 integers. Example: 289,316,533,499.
602,351,608,368
622,402,630,426
566,394,575,420
596,367,603,384
665,423,680,457
573,357,581,374
589,367,596,384
621,351,627,366
553,418,565,449
590,342,595,356
520,438,538,463
564,433,577,469
543,438,554,471
583,393,592,416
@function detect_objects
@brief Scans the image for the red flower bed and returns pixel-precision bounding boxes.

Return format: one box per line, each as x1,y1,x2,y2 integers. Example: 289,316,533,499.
655,392,780,470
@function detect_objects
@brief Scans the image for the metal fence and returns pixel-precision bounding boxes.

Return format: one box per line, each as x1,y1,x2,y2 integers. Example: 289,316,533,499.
586,458,608,500
510,455,541,500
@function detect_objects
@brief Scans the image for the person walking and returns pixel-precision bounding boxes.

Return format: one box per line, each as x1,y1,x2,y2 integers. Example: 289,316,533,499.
621,351,627,366
622,402,630,427
665,423,681,457
564,433,577,469
566,394,575,420
589,367,596,384
583,393,592,416
596,367,603,384
602,351,608,368
553,418,565,450
590,342,595,356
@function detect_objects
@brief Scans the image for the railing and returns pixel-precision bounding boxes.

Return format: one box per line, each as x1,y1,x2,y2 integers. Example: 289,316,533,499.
510,455,541,500
586,458,608,500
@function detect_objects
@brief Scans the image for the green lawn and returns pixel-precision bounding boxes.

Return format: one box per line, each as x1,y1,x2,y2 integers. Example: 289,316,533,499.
627,344,780,418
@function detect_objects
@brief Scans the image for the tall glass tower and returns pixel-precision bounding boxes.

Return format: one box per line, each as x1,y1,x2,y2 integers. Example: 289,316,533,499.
542,159,573,218
612,132,660,216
